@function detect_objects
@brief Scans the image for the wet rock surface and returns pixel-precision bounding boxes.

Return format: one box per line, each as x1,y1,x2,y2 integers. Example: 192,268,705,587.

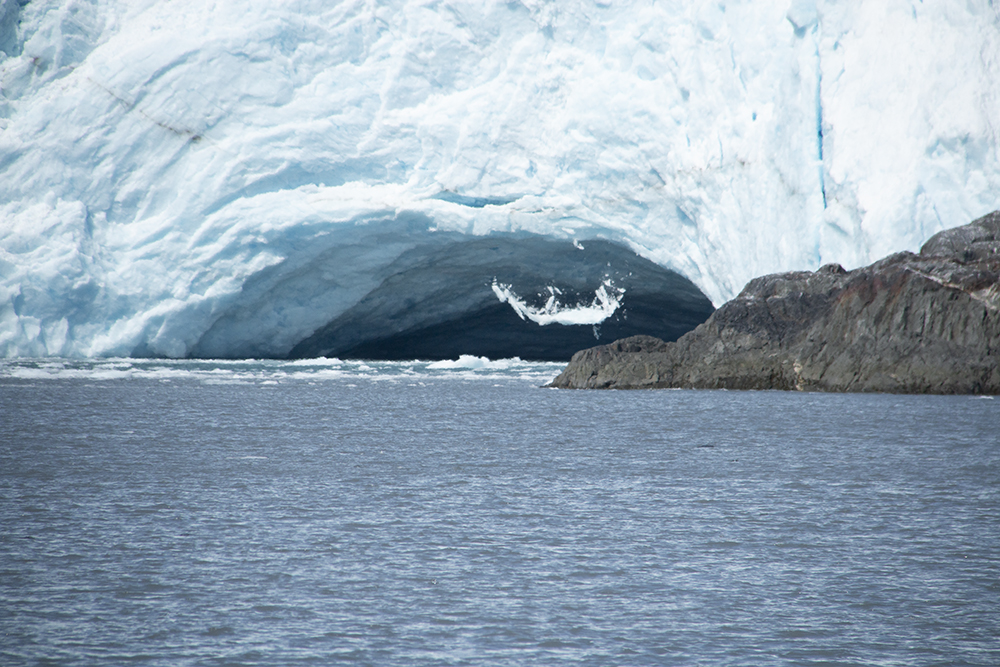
549,212,1000,393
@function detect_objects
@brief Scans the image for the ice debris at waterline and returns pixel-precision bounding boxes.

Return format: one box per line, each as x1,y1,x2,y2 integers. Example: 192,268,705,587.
287,237,713,362
549,211,1000,394
2,1,1000,358
0,357,565,385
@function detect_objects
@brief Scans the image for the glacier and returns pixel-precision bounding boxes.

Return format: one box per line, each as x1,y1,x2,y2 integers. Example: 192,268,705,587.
1,0,999,358
284,236,714,361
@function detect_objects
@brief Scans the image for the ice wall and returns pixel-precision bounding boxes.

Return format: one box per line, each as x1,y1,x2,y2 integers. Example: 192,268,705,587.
1,0,998,357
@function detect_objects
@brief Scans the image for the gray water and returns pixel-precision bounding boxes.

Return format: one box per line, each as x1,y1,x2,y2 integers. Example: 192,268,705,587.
2,358,998,666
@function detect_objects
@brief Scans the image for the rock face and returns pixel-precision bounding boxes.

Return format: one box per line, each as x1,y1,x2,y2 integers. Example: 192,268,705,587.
289,235,714,361
549,212,1000,393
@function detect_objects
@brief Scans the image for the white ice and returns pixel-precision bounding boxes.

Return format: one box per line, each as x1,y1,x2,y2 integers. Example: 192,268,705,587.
0,356,563,383
491,279,624,326
1,0,998,357
426,355,522,370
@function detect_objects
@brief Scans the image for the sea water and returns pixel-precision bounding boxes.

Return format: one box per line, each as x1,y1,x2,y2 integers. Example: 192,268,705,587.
1,358,998,666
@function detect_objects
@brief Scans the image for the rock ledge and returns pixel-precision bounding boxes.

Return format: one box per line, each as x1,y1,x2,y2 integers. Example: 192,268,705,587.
548,212,1000,393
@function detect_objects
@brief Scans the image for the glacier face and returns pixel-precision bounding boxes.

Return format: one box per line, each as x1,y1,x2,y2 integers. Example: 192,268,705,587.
1,0,999,358
284,236,715,362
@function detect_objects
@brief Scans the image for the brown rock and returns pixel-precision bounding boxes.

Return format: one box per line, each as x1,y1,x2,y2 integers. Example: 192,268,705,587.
548,211,1000,393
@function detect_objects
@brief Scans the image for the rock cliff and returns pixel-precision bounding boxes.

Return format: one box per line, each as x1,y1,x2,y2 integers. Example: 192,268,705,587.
548,212,1000,393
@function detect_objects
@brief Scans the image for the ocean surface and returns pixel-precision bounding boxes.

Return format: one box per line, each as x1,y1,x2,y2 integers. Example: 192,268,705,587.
2,357,998,666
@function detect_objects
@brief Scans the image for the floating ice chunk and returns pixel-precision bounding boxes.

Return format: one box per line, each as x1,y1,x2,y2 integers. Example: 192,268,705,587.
491,279,625,326
427,355,521,370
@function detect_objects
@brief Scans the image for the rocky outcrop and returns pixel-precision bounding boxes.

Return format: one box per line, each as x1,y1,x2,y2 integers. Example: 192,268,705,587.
548,212,1000,393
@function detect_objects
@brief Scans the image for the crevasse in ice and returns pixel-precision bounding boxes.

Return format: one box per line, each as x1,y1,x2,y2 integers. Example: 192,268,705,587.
1,0,998,357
